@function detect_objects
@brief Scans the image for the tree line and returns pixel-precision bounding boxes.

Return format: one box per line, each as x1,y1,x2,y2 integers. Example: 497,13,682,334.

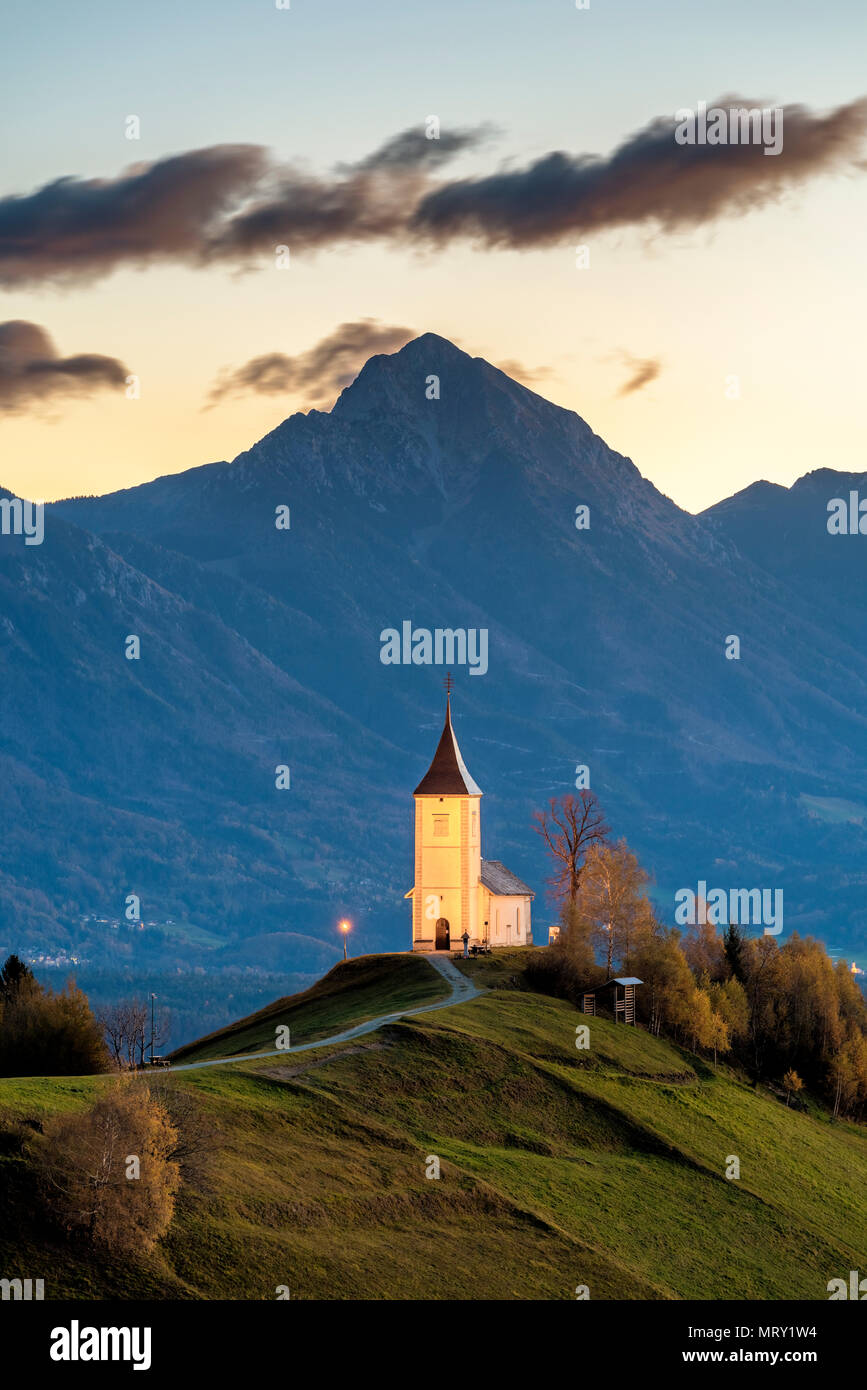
0,954,170,1076
531,791,867,1118
0,954,108,1076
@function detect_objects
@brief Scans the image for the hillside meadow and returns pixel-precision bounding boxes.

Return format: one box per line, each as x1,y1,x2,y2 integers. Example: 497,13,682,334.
0,953,864,1300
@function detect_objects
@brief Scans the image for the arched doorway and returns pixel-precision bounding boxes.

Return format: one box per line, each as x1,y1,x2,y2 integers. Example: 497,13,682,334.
435,917,450,951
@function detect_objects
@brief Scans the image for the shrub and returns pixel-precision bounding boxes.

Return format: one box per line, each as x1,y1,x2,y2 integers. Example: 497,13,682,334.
29,1077,180,1252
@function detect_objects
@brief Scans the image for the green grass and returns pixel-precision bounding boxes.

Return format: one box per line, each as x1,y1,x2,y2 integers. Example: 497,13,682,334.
169,952,450,1064
0,953,864,1300
449,946,539,989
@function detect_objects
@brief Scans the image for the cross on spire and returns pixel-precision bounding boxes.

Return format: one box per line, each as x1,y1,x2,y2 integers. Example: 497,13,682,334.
443,673,455,696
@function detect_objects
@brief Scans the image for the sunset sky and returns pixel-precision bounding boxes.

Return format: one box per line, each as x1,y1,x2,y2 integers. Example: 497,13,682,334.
1,0,865,512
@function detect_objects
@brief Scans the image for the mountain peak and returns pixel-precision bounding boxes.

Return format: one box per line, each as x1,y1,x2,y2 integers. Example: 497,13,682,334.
396,331,470,359
331,332,480,421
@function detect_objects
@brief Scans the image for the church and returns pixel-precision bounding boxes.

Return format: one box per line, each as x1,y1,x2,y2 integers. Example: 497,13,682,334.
406,687,534,952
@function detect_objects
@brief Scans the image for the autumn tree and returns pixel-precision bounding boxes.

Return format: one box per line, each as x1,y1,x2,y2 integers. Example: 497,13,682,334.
31,1077,180,1252
708,976,750,1045
676,924,867,1101
682,923,727,982
555,899,600,982
0,973,109,1078
775,934,842,1067
533,791,610,907
571,839,654,976
782,1069,804,1108
834,959,867,1032
688,986,730,1062
706,1008,731,1069
828,1033,867,1120
632,930,695,1037
741,935,783,1078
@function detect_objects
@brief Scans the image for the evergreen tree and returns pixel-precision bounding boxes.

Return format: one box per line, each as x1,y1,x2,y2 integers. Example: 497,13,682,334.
0,953,35,1000
723,922,747,982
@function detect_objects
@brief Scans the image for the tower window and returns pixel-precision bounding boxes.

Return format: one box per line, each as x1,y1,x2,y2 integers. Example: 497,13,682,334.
433,815,449,837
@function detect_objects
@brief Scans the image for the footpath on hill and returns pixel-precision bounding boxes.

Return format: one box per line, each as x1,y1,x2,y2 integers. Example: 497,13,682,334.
170,954,480,1073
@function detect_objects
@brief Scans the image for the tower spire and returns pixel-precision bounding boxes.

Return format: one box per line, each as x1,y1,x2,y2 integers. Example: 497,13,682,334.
413,680,482,796
443,671,454,714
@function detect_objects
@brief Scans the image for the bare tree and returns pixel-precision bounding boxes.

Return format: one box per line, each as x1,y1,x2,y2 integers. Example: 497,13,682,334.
98,1003,132,1069
146,1004,171,1061
146,1077,219,1190
130,999,149,1067
97,998,150,1069
533,791,610,906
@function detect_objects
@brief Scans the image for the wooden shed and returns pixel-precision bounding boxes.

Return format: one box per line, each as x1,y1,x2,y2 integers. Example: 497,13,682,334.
580,976,643,1024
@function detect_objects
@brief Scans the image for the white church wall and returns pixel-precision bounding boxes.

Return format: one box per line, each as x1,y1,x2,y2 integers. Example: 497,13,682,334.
483,893,533,946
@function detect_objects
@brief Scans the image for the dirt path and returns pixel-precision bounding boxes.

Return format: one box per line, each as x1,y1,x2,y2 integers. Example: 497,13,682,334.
170,954,481,1073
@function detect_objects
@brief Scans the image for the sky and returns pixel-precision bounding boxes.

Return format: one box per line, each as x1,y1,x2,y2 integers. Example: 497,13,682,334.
1,0,865,512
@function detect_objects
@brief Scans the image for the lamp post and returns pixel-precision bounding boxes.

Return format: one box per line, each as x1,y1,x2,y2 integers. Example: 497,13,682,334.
339,920,351,960
150,992,157,1063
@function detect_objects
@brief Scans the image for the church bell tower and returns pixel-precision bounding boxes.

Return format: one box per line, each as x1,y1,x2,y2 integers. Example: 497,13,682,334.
407,678,482,951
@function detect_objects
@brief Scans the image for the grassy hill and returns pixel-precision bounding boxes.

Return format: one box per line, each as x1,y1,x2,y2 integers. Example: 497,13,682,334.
0,951,865,1300
169,953,450,1064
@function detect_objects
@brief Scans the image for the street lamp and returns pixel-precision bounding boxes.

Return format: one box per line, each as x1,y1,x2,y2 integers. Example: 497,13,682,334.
339,920,351,960
150,993,157,1063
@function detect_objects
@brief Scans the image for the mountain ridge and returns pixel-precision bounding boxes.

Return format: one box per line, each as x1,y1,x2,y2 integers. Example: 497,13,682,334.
2,335,865,1042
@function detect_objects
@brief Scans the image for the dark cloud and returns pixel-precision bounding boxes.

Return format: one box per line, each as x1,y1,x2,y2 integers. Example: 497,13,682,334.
205,319,415,409
341,124,496,173
0,128,486,287
0,320,128,411
410,97,867,247
0,145,267,287
0,101,863,286
616,354,662,397
208,126,489,260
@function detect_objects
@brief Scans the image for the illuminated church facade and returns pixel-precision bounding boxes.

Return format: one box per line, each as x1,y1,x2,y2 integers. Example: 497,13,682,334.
406,692,534,952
